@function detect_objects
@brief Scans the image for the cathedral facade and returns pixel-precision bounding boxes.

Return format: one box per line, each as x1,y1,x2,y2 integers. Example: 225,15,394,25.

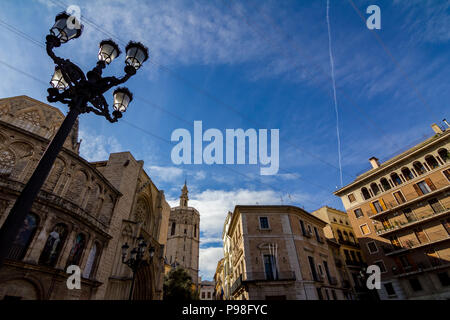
0,96,171,300
165,183,200,285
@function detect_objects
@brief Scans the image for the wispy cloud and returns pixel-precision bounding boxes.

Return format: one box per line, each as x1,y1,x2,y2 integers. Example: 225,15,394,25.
78,128,123,161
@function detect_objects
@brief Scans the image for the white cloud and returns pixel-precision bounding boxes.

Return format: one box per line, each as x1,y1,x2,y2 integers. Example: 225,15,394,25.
199,246,223,281
78,129,123,161
147,165,184,183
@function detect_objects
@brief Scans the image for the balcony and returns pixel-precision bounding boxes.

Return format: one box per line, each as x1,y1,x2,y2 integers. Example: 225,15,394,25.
385,232,450,256
376,208,450,237
369,179,450,220
231,275,243,295
345,259,365,268
338,239,360,248
392,262,450,278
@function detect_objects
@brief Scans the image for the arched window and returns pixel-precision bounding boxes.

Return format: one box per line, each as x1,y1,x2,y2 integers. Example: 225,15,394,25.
370,183,380,196
413,162,426,175
391,173,402,186
39,223,68,267
8,213,39,260
380,178,391,191
83,242,100,279
171,222,176,236
66,233,86,267
438,148,449,163
425,155,439,169
361,188,371,200
401,167,414,181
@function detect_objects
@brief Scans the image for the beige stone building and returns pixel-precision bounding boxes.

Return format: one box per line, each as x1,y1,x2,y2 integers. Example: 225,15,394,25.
225,205,345,300
165,183,200,286
214,258,225,300
334,124,450,300
199,279,214,300
0,96,170,300
312,206,371,300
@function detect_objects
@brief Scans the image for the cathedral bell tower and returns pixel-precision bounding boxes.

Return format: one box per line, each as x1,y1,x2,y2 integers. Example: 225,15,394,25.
180,181,189,208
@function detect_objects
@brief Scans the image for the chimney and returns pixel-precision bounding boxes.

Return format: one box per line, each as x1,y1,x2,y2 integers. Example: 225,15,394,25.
431,123,443,134
369,157,380,169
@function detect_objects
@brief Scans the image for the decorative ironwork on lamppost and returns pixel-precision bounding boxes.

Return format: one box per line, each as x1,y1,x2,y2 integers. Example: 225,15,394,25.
0,11,149,267
121,237,155,300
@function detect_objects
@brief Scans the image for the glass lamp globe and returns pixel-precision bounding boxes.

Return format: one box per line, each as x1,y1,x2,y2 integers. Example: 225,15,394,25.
98,40,121,64
125,41,149,70
50,12,83,43
50,67,69,90
113,87,133,113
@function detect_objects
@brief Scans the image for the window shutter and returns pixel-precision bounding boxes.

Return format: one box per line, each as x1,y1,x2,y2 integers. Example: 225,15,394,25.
413,184,423,196
425,178,436,191
379,198,387,211
369,203,377,215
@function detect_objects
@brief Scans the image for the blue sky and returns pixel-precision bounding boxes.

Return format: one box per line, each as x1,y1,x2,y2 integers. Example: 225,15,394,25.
0,0,448,280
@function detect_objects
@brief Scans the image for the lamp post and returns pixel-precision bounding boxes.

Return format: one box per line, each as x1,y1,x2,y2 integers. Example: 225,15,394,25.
121,237,155,300
0,11,149,268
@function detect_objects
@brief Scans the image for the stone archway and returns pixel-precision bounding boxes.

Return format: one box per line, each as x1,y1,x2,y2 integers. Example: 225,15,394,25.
0,278,42,300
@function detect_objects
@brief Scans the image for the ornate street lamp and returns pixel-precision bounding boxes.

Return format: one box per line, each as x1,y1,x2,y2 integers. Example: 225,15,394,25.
121,238,155,300
0,11,149,267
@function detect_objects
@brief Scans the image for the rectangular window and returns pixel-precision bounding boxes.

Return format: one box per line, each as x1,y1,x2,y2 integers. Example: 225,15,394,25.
409,278,423,292
201,292,205,299
316,288,323,300
264,254,277,280
299,219,307,236
325,289,330,300
323,260,331,283
259,217,269,229
384,283,396,296
374,260,387,273
360,224,370,235
348,193,356,203
314,227,322,242
207,292,211,298
372,201,384,213
393,191,406,204
354,208,364,219
443,169,450,182
416,181,431,195
367,241,378,254
308,256,318,281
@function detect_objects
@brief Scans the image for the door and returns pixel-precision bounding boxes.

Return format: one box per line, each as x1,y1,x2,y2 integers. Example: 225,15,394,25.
413,227,428,244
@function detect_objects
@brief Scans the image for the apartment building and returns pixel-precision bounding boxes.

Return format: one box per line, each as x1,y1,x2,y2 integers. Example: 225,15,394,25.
225,205,345,300
334,124,450,300
214,258,225,300
312,206,372,300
